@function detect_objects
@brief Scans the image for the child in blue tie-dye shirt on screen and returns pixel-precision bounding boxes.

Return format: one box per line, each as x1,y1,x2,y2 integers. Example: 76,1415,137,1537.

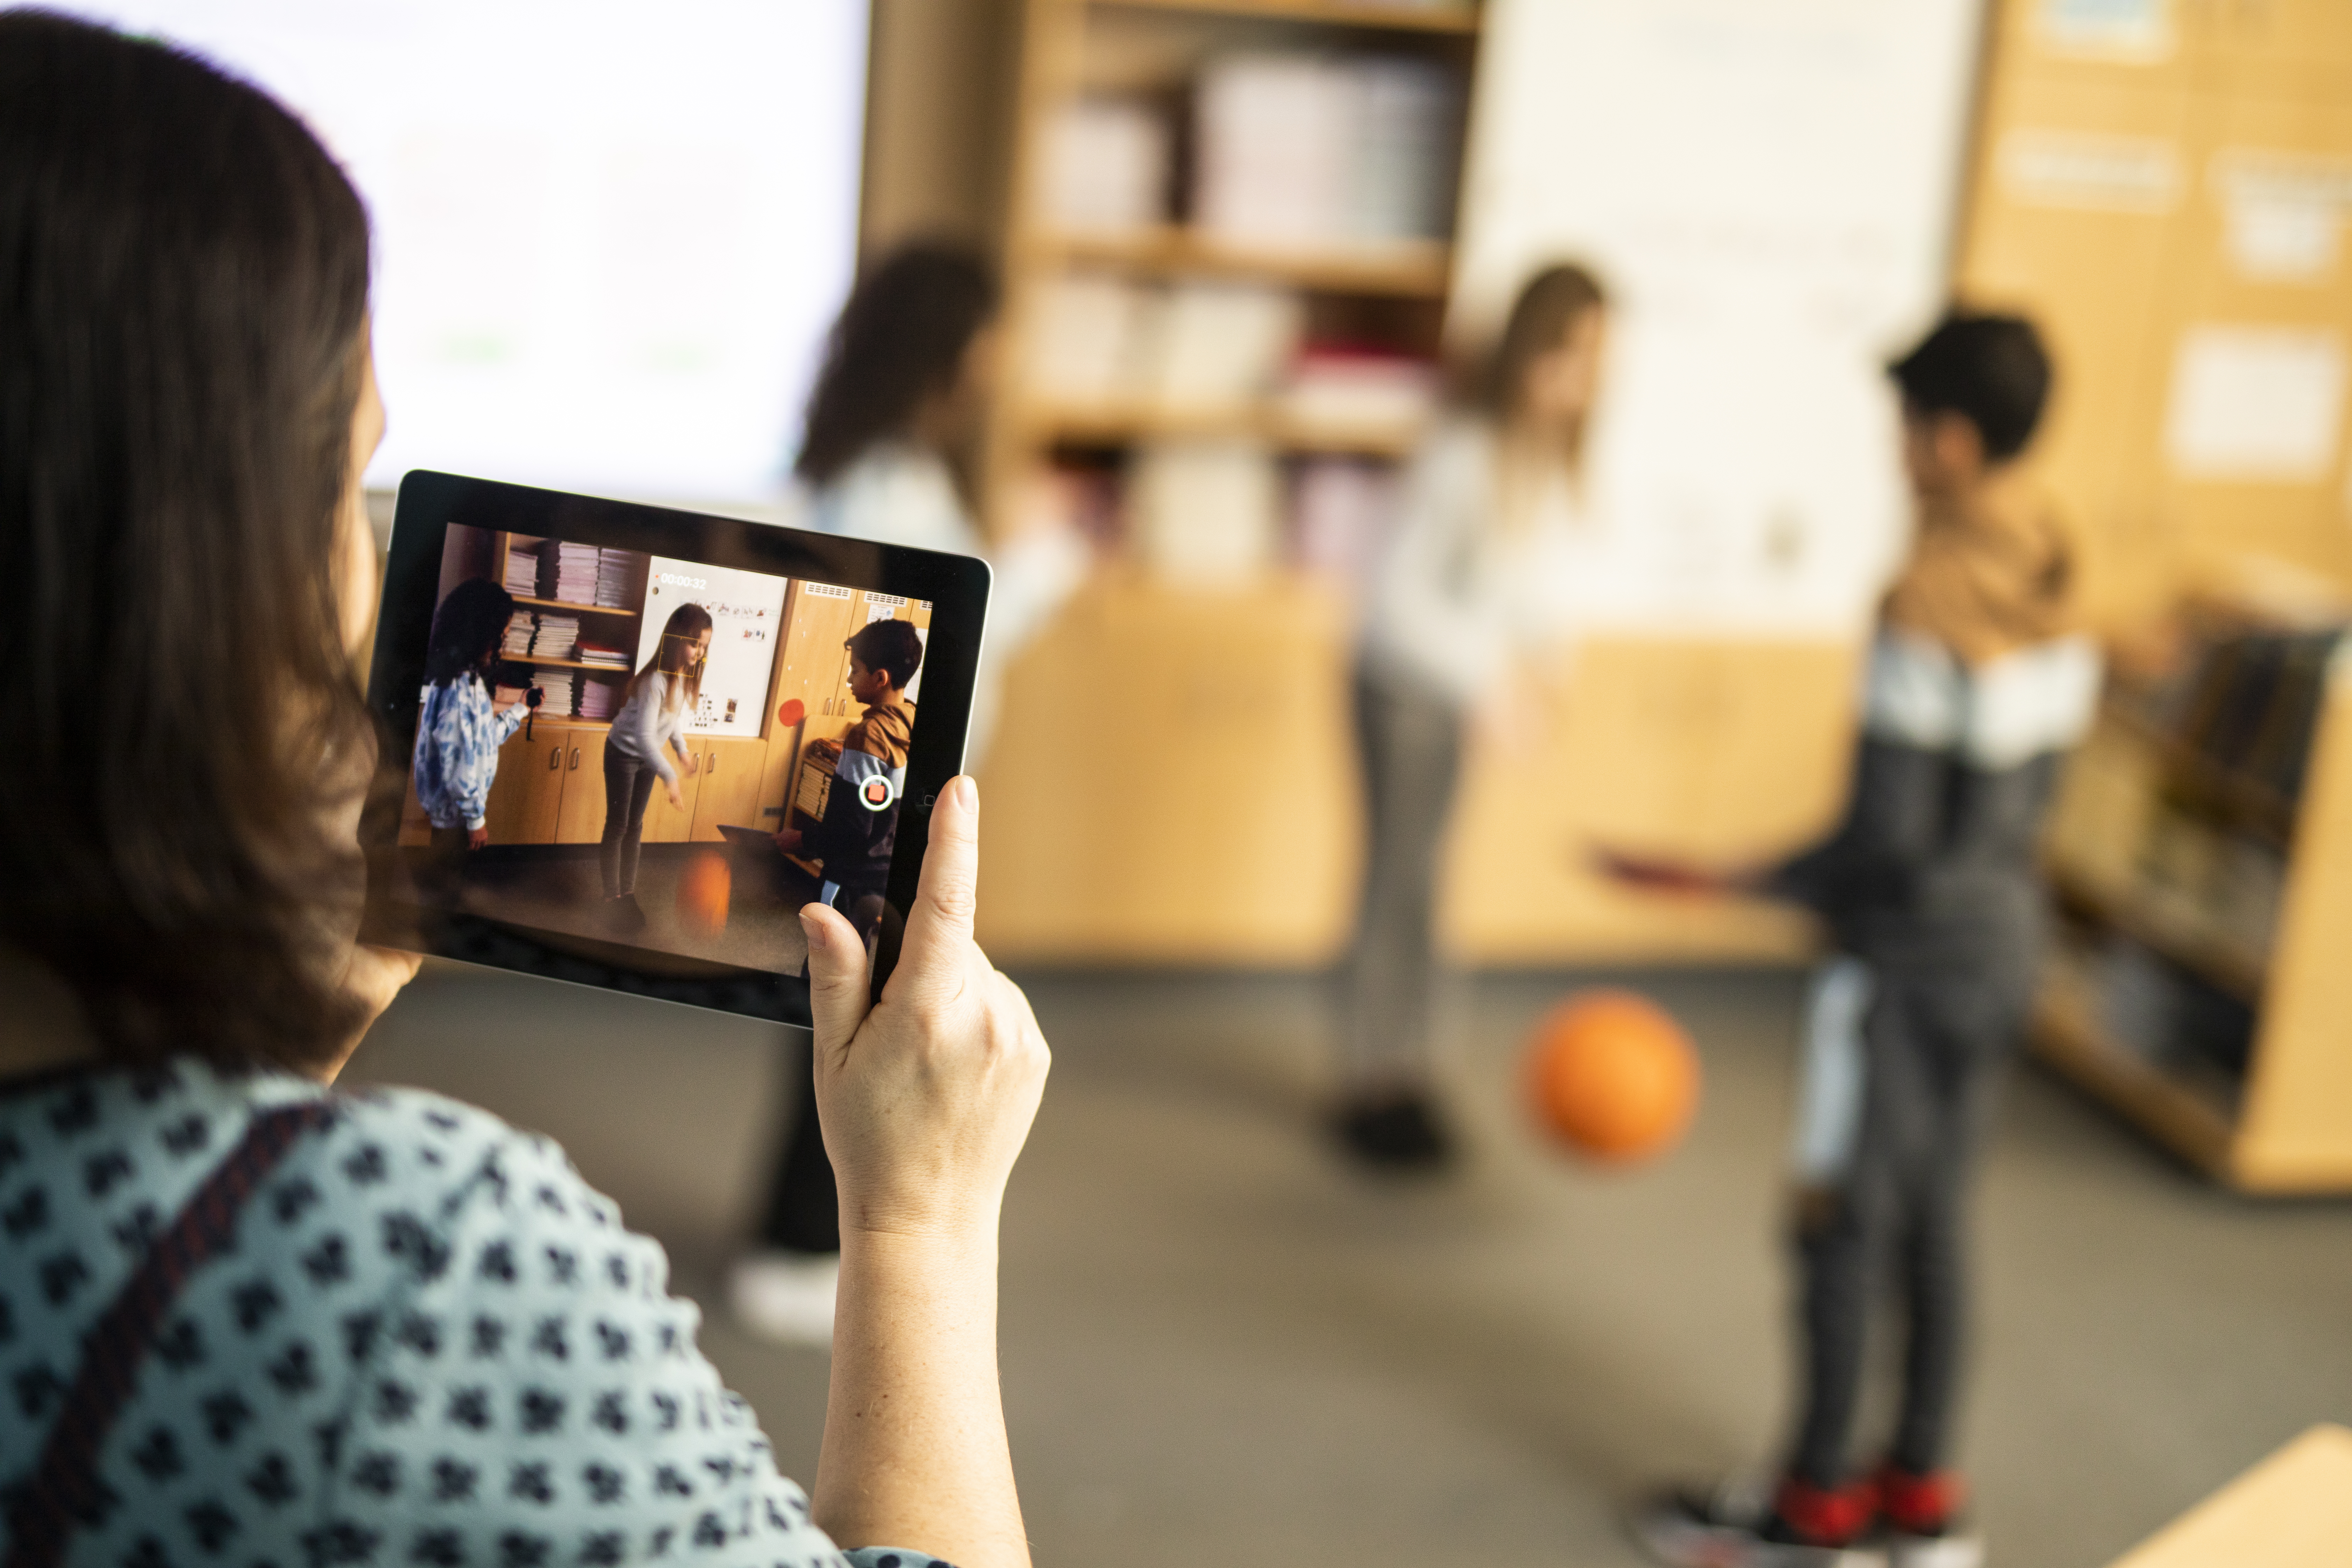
412,577,540,874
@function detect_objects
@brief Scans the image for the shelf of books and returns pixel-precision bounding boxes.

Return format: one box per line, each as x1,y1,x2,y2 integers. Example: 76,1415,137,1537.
489,531,644,727
964,0,1483,958
2034,571,2352,1192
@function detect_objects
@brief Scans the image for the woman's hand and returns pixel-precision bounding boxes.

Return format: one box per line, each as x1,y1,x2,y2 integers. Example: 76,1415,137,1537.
805,776,1044,1568
467,825,488,851
665,779,684,811
682,749,701,777
802,776,1048,1240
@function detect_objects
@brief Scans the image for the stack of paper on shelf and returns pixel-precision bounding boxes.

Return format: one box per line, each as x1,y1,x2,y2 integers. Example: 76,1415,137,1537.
1131,440,1279,586
1044,97,1170,232
1026,273,1151,403
533,614,580,660
1280,347,1440,431
595,549,640,608
1348,59,1457,241
492,683,531,711
500,610,536,657
501,545,541,596
1139,282,1303,411
1194,56,1353,246
552,540,600,604
533,670,576,718
1194,54,1457,249
577,677,621,721
574,636,632,670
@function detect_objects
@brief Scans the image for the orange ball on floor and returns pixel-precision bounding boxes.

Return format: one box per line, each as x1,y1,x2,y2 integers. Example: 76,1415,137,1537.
1523,989,1700,1163
675,849,731,938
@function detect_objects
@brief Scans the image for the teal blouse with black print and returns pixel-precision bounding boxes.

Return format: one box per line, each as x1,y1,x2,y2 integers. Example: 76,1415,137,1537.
0,1059,955,1568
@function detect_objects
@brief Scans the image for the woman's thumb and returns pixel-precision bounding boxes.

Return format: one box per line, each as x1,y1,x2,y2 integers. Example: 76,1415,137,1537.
800,901,872,1053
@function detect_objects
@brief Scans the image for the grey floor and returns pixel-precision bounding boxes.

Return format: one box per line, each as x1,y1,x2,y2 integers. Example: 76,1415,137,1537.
347,962,2352,1568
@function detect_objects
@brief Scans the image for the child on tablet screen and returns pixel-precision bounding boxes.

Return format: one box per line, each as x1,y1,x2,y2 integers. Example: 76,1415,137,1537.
414,576,540,870
774,616,922,927
602,601,712,924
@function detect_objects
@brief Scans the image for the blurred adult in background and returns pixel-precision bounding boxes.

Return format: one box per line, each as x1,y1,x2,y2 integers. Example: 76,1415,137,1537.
732,240,1086,1344
0,18,1049,1566
1338,263,1610,1170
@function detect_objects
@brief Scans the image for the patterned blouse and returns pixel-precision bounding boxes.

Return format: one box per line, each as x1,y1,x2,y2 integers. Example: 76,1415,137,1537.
0,1058,953,1567
413,676,528,831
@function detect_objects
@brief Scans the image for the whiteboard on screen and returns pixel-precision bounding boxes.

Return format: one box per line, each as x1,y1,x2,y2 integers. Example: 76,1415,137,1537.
61,1,866,502
1453,0,1983,635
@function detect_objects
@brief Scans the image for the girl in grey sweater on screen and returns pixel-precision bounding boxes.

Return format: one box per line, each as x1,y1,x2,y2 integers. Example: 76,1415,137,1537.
600,602,712,909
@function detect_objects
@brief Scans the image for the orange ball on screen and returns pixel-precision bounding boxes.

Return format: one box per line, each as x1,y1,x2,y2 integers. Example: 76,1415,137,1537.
1524,989,1700,1163
675,850,732,938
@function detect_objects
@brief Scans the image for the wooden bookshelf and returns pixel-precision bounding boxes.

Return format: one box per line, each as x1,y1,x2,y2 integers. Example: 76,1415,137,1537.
510,595,641,618
2033,597,2352,1193
961,0,1485,960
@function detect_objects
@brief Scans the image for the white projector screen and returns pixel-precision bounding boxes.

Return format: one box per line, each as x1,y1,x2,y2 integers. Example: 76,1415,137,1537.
63,1,868,502
1453,0,1984,636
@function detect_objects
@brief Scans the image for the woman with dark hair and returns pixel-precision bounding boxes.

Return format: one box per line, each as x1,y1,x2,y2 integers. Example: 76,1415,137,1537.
0,17,1050,1567
788,239,1086,761
1338,262,1611,1169
600,599,713,922
733,240,1088,1345
414,576,539,866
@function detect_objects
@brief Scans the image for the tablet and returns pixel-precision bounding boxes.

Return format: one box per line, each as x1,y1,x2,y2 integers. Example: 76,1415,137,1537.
361,470,990,1031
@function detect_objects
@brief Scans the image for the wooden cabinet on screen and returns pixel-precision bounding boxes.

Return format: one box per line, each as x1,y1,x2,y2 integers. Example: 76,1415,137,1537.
482,727,569,847
689,738,771,841
553,730,609,845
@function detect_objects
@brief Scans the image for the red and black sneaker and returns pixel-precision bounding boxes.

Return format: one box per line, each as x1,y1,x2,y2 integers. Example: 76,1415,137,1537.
1872,1464,1983,1568
1630,1471,1887,1567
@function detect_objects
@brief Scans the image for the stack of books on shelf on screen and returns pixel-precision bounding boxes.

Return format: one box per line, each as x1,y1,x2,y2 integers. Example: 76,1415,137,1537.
534,670,576,719
577,677,620,721
502,543,541,597
595,549,641,608
548,540,600,605
533,614,579,662
493,680,531,711
500,610,535,658
575,635,631,671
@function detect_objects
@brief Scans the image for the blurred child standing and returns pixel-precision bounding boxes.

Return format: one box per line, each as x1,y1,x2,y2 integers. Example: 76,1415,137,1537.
731,242,1084,1345
413,577,539,879
1630,313,2095,1568
1340,263,1609,1170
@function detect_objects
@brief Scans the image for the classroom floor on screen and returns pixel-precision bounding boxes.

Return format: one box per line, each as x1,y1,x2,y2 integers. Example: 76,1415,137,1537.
351,966,2352,1568
428,842,813,976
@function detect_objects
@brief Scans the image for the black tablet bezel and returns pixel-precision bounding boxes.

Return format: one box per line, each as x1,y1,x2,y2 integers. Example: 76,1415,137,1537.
360,469,991,1030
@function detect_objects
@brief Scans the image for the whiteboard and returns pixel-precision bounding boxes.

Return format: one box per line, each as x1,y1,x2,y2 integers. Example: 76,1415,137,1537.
639,558,790,739
1452,0,1984,635
60,0,867,502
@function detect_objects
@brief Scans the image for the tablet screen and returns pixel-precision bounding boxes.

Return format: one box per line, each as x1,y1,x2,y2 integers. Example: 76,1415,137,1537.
364,472,988,1028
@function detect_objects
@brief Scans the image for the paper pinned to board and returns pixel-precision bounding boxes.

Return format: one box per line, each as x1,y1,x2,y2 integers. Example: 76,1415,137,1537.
2213,152,2352,284
2000,128,2181,214
2036,0,2174,62
2164,327,2346,482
